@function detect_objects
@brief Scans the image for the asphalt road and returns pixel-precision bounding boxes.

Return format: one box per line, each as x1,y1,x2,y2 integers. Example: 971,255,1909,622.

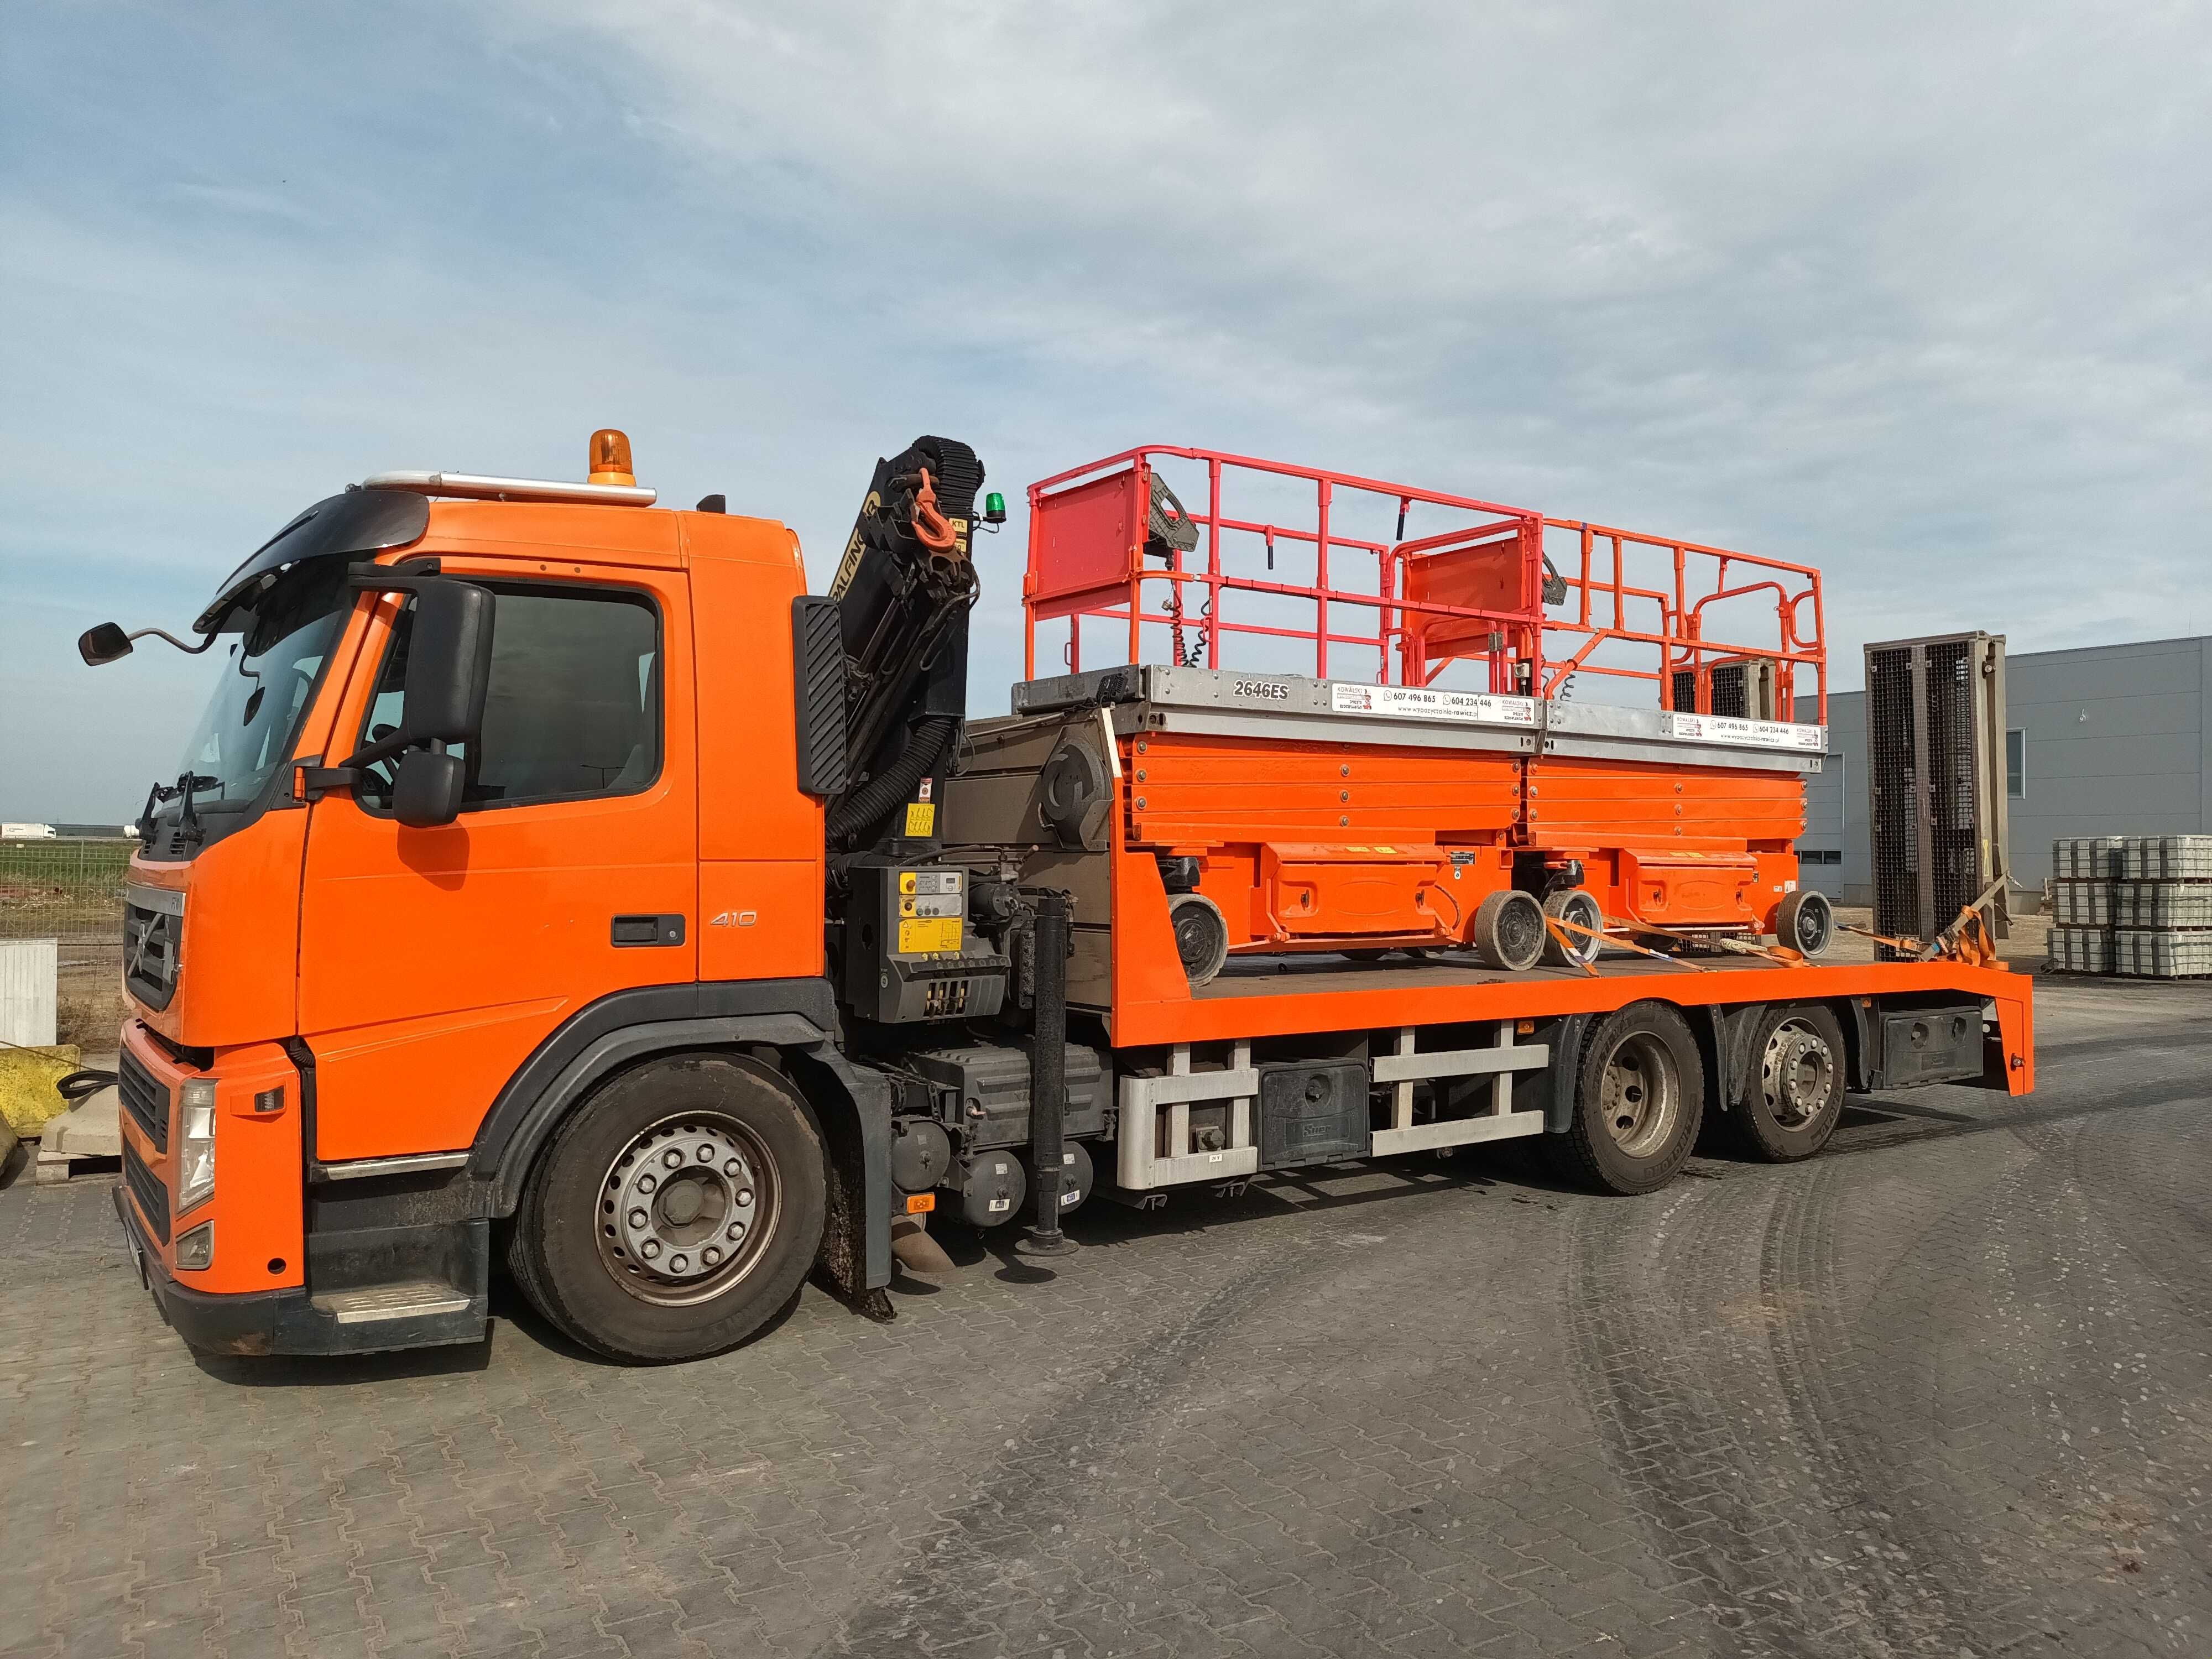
2,971,2206,1658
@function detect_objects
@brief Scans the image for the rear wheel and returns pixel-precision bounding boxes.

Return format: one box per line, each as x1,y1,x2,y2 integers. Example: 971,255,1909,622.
509,1053,826,1363
1552,1001,1706,1194
1472,889,1546,972
1730,1003,1846,1161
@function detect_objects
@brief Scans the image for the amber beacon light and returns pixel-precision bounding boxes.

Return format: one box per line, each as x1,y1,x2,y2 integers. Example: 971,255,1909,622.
588,429,636,486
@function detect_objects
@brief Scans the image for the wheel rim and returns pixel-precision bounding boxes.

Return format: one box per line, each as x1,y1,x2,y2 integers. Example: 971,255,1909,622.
1790,895,1831,954
596,1112,781,1306
1598,1031,1682,1157
1760,1018,1835,1129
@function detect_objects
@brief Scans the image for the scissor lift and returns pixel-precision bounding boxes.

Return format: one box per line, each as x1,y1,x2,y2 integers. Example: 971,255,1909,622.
1017,445,1833,977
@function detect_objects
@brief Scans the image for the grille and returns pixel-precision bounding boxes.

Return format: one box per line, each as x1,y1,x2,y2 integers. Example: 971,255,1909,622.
1668,668,1695,712
117,1048,169,1153
122,888,184,1011
1709,663,1748,718
790,596,853,796
122,1139,171,1244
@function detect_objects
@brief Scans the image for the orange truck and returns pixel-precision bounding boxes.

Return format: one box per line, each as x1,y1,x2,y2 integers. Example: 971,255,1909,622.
81,431,2033,1363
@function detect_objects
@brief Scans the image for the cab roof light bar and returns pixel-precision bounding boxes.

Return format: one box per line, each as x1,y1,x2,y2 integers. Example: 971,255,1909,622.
362,428,657,507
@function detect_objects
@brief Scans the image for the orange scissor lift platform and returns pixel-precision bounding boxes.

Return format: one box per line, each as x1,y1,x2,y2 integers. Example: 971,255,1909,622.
1015,445,1835,978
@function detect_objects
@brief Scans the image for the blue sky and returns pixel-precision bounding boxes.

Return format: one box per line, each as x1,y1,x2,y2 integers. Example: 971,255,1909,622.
5,2,2209,822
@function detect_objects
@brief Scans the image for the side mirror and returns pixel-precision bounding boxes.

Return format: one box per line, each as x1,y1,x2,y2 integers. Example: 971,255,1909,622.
393,749,468,828
79,623,133,666
333,578,495,820
399,581,495,746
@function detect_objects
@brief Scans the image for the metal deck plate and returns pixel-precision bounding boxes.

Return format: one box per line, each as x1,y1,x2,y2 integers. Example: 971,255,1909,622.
1013,665,1824,771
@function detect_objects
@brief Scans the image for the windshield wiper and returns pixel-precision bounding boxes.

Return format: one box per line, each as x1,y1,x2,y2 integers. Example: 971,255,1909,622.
137,772,220,848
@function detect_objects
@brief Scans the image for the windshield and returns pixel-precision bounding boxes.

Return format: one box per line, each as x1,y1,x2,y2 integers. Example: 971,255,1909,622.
168,562,350,813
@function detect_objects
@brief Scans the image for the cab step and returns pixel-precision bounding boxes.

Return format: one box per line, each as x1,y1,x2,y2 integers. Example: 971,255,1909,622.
311,1280,473,1324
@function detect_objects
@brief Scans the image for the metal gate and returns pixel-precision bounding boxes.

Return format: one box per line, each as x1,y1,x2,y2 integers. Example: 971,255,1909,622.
1864,632,2009,954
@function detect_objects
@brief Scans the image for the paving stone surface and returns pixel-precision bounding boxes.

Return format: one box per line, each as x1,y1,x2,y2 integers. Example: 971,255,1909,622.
2,974,2206,1657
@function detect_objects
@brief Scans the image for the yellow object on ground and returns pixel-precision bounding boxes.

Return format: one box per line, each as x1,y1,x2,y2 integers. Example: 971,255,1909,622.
0,1045,82,1136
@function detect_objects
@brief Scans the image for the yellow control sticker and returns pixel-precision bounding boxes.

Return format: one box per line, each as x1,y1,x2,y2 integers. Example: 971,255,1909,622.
905,802,936,837
898,917,961,954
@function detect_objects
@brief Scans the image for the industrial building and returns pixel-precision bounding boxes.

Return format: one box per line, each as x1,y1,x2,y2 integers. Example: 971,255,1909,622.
1796,633,2212,906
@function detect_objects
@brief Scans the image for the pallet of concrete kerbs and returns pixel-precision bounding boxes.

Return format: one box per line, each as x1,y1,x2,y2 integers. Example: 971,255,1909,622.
2052,881,2115,926
2047,925,2114,974
2114,880,2212,928
2052,836,2130,879
2122,835,2212,879
2054,833,2212,880
2112,927,2212,978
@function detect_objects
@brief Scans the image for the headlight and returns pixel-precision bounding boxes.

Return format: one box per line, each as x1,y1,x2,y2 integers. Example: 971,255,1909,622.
175,1221,213,1271
177,1078,217,1213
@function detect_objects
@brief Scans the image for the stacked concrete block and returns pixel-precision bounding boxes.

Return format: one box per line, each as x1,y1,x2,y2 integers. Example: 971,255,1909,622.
2049,836,2212,978
2047,925,2114,974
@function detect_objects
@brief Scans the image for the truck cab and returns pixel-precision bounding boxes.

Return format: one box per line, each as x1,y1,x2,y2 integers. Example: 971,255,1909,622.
109,434,876,1358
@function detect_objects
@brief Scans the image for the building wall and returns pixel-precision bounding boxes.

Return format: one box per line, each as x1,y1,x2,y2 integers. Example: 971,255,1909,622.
1795,634,2211,907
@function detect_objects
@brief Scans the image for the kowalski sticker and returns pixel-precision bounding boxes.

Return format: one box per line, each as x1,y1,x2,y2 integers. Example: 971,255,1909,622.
1665,713,1827,751
904,801,937,837
1329,682,1538,727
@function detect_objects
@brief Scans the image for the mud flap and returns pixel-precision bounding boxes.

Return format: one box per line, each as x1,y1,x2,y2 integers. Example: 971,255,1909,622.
790,1046,898,1321
813,1135,895,1322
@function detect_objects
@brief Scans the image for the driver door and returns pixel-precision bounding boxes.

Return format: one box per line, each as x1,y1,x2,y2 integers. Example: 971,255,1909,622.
298,563,697,1162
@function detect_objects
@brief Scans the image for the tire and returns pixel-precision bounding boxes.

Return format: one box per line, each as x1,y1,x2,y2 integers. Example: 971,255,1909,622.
508,1053,827,1363
1551,1001,1706,1194
1472,889,1546,972
1540,887,1604,968
1730,1003,1846,1162
1776,888,1834,957
1167,892,1229,985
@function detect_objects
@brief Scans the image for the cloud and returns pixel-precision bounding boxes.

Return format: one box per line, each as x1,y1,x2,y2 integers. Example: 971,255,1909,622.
488,2,2212,658
6,1,2211,820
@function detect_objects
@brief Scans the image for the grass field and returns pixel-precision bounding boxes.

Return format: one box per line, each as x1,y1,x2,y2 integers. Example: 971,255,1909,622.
0,839,133,944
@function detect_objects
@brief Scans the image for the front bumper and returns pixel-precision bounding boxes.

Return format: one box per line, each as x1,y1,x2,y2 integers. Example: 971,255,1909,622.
113,1183,306,1357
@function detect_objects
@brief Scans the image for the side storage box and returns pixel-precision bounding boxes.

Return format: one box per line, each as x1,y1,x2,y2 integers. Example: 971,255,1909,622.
1256,1060,1370,1171
909,1043,1107,1151
1877,1004,1984,1087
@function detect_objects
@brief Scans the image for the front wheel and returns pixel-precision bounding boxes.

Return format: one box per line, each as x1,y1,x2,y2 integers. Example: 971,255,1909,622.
1551,1001,1707,1194
509,1053,826,1363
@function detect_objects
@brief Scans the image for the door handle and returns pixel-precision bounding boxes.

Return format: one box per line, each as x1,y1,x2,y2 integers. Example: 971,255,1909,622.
612,915,686,947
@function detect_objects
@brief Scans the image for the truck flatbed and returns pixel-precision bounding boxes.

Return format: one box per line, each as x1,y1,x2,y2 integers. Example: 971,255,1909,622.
1165,951,2030,1068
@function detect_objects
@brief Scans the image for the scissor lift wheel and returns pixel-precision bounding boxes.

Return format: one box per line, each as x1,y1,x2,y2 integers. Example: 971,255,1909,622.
1168,892,1229,985
1541,888,1604,968
1473,889,1546,972
1777,889,1834,957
